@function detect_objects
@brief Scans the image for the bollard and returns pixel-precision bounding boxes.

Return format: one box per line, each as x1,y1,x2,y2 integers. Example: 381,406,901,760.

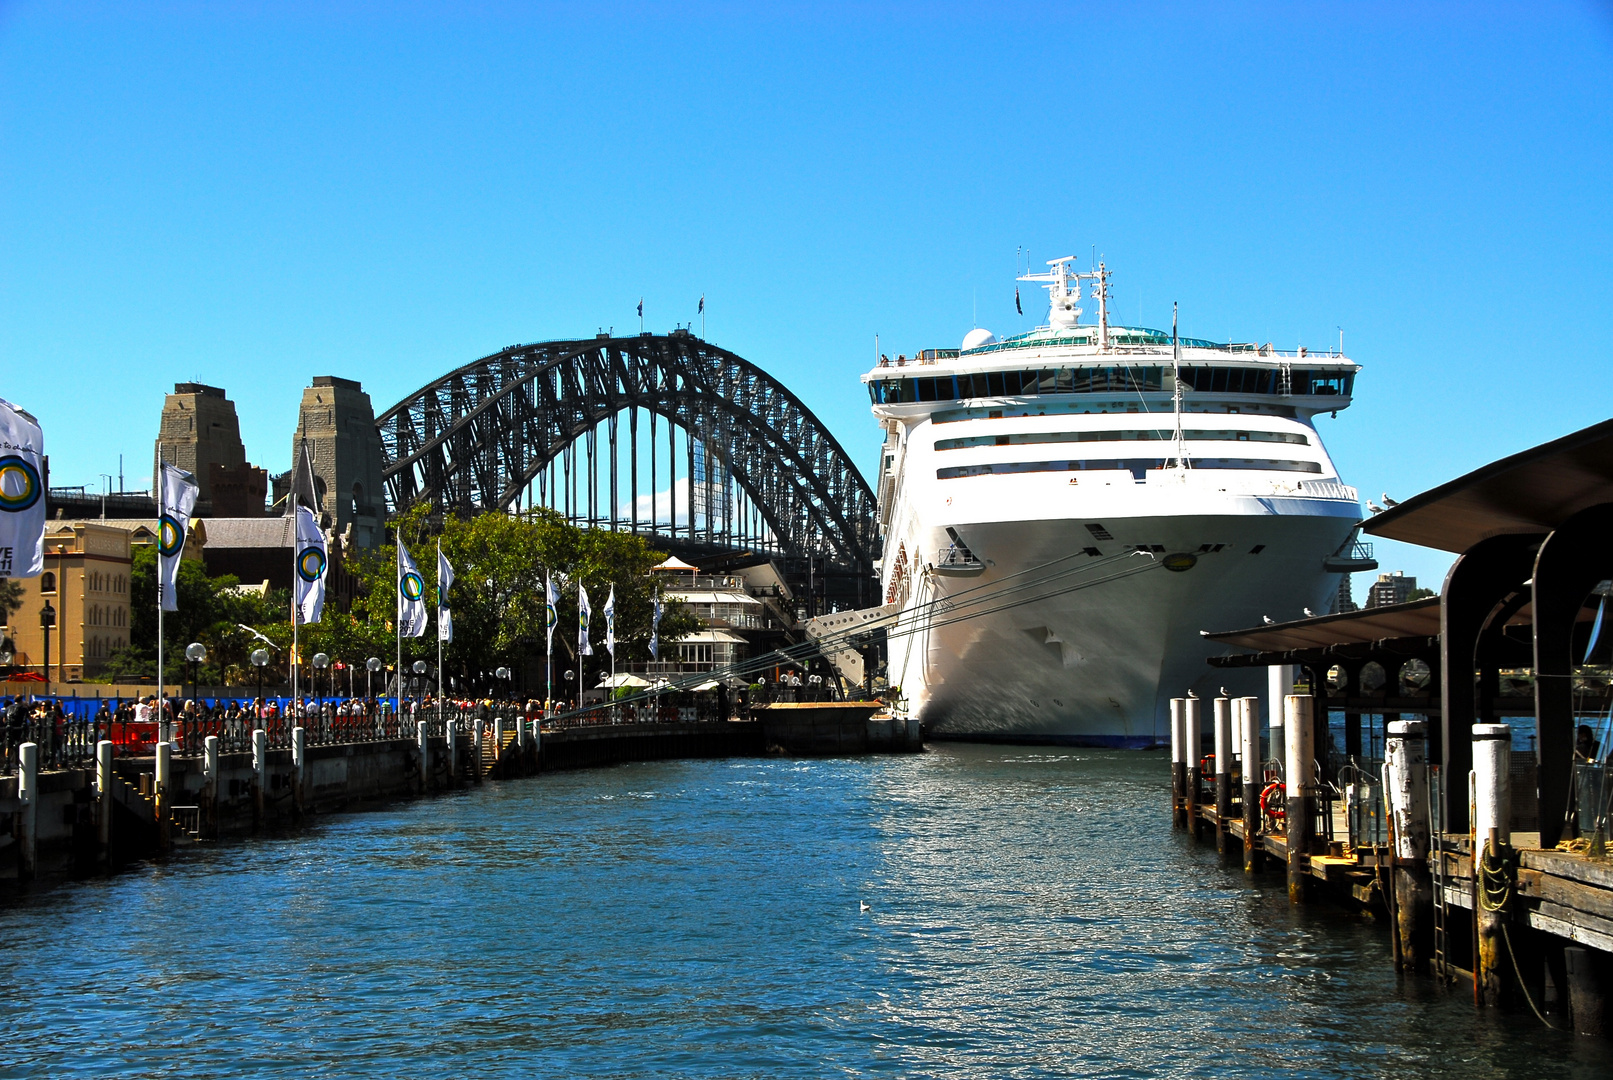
417,720,430,794
493,717,507,767
96,739,114,868
1267,664,1292,771
17,742,37,881
1283,693,1314,904
472,719,484,784
1473,723,1511,1007
446,720,458,786
515,712,526,752
251,728,267,828
1565,946,1606,1038
1385,719,1431,970
202,736,220,840
291,726,307,816
1214,696,1233,858
154,741,172,853
1184,697,1203,839
1170,698,1186,828
1238,697,1261,872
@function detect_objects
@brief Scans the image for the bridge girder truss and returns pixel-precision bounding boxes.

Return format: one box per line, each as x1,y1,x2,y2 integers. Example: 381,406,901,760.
376,334,878,574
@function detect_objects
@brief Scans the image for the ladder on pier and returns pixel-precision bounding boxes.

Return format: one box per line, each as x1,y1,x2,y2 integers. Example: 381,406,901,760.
1427,765,1454,983
479,727,518,778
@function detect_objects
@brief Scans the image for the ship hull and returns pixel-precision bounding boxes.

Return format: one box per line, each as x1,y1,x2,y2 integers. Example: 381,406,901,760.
886,503,1355,747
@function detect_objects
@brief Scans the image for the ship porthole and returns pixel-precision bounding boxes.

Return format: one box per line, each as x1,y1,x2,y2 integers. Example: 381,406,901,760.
1162,552,1198,572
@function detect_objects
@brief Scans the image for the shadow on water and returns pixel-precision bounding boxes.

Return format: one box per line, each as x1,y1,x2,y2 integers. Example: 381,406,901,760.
0,743,1603,1078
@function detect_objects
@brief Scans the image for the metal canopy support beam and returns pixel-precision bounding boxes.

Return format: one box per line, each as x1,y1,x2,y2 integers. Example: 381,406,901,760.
1438,532,1542,835
1532,502,1613,848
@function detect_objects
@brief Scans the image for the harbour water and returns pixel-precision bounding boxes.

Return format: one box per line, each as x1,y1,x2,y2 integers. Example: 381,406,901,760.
2,745,1596,1078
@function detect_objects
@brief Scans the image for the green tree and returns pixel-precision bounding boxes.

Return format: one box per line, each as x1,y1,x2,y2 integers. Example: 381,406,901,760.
100,546,281,685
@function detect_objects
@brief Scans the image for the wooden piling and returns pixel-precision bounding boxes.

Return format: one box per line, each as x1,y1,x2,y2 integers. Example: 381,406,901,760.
1283,694,1314,904
202,735,219,840
1170,697,1186,828
96,739,113,868
17,742,37,881
154,741,172,853
1385,719,1431,970
291,726,307,816
1185,697,1202,839
1473,723,1511,1007
417,720,430,793
1566,946,1606,1037
1214,696,1233,858
446,719,458,786
251,728,267,828
1238,697,1261,872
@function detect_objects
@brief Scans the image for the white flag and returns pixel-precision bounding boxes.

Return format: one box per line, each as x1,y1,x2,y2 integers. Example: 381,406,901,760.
0,398,45,578
546,574,559,655
648,590,662,660
437,546,454,644
578,584,593,657
158,463,200,612
294,506,326,625
397,540,427,638
604,585,616,657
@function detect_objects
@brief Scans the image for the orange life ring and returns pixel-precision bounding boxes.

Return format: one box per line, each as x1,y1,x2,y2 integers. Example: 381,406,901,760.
1260,780,1287,822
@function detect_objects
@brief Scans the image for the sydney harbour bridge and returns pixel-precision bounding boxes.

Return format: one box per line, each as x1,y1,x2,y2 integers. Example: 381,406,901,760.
375,330,880,611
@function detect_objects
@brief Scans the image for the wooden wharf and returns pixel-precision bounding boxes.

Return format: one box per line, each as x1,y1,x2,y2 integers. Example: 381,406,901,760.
1192,416,1613,1039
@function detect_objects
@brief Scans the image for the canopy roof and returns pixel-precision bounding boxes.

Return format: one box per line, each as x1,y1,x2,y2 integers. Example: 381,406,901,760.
651,556,699,572
1365,417,1613,554
1205,597,1441,652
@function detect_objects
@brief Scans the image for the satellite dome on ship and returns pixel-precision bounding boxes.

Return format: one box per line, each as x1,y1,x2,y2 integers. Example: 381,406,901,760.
961,328,998,351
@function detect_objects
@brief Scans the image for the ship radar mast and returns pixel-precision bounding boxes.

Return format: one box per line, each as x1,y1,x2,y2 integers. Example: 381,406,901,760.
1017,255,1113,351
1167,301,1190,471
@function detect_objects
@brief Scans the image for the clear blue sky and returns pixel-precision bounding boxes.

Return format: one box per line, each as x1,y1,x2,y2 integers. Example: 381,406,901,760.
3,1,1611,599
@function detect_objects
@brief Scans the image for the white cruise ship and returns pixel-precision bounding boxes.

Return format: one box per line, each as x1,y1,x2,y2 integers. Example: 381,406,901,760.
864,257,1371,747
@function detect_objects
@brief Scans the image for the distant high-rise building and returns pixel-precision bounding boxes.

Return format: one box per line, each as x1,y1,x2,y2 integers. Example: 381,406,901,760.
290,376,388,549
1333,574,1358,614
153,383,266,515
1366,571,1417,609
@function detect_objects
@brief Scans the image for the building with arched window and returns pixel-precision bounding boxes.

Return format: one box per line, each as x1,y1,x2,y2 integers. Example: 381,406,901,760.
7,522,134,683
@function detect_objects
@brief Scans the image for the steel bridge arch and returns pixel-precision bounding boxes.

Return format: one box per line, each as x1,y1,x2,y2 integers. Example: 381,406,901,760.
376,332,878,576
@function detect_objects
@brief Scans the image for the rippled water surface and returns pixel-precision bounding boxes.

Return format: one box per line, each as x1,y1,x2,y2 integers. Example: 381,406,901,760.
1,746,1599,1078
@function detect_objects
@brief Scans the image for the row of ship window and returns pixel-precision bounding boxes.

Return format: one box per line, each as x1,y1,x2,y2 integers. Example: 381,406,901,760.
933,428,1310,451
936,458,1324,481
868,365,1354,405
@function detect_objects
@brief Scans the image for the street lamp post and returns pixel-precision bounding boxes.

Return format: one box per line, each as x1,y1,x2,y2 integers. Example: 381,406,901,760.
185,642,207,705
312,653,331,719
39,601,55,695
494,666,511,704
251,648,270,717
366,656,382,706
412,660,428,712
564,669,575,710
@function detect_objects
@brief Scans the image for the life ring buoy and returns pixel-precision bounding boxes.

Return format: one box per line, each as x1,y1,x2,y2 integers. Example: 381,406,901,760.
1260,780,1287,823
1199,754,1216,776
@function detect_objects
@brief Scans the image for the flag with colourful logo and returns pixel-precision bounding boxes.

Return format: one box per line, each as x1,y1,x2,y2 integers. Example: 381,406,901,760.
648,590,662,660
397,540,427,637
604,585,615,657
437,546,454,643
546,573,559,655
294,505,326,625
158,463,200,612
578,584,593,657
0,398,45,578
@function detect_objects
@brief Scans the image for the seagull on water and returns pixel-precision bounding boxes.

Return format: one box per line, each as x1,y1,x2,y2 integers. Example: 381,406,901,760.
860,901,871,913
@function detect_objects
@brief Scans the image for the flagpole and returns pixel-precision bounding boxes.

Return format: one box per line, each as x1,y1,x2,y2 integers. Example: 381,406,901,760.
437,539,444,728
545,573,553,717
395,537,403,719
292,511,300,725
155,451,165,742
